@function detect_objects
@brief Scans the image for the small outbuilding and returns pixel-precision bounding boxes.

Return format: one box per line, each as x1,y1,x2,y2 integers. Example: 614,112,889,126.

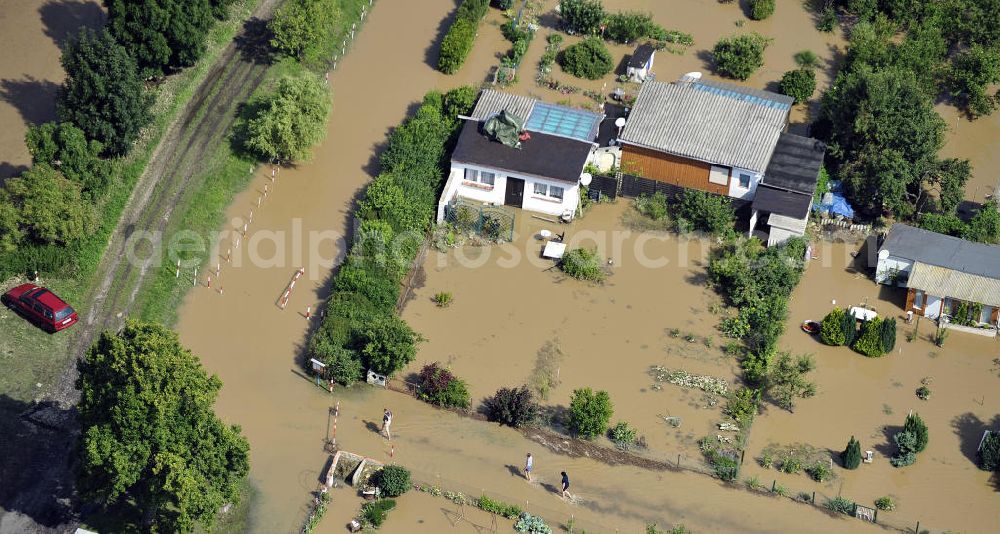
626,43,655,82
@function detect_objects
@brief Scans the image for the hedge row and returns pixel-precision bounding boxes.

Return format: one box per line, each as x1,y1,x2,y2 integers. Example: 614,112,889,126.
307,87,478,382
438,0,490,74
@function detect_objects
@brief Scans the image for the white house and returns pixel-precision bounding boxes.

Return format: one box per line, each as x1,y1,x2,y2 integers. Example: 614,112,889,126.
437,90,600,222
626,43,655,83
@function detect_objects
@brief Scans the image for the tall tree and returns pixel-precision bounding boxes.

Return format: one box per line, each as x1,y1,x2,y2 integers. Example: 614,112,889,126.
242,73,331,162
76,320,250,532
57,28,153,156
0,164,97,248
269,0,340,60
25,122,109,196
104,0,215,77
963,200,1000,244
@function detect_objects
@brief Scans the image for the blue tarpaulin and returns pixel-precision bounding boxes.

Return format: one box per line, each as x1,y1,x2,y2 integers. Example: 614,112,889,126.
813,180,855,218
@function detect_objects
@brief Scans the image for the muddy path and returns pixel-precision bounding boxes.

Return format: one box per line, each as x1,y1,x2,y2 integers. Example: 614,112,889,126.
0,1,279,531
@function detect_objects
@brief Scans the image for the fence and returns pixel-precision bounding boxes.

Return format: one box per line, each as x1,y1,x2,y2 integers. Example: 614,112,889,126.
443,198,516,242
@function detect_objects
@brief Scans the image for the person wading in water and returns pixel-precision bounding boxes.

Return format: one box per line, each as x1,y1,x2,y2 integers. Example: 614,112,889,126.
381,408,392,439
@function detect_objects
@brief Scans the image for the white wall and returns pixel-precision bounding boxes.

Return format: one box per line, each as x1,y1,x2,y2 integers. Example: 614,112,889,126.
875,255,914,285
767,226,798,246
924,295,943,319
440,162,579,220
728,167,762,199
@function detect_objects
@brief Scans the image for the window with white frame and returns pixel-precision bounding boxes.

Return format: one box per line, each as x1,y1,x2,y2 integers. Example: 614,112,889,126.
480,171,495,186
533,183,565,200
463,168,496,186
464,168,477,181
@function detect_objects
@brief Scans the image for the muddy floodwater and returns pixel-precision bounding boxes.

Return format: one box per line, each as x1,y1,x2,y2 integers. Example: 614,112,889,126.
0,0,104,179
171,0,996,532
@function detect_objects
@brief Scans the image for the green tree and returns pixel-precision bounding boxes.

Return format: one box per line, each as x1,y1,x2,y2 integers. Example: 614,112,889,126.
25,122,108,196
903,412,929,452
242,74,331,162
357,314,421,376
559,37,614,80
57,28,153,156
749,0,775,20
0,199,21,252
919,212,966,236
880,317,897,353
980,430,1000,471
779,68,816,104
269,0,340,59
559,0,605,35
104,0,215,77
676,189,735,235
568,387,613,439
712,33,771,80
437,0,490,74
842,436,862,469
76,320,249,532
1,164,97,248
373,465,411,497
767,351,816,411
853,317,886,357
947,44,1000,117
820,307,847,346
962,200,1000,244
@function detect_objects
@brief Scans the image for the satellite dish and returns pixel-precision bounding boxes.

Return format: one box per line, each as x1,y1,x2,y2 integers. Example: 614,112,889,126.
878,249,890,261
580,172,593,186
614,117,627,128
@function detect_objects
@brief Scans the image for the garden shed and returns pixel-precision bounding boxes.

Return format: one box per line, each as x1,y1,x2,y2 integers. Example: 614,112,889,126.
626,43,655,82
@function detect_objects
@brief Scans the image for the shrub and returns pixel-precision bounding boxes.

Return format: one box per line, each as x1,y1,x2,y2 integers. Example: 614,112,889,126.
875,496,896,511
514,512,553,534
433,291,453,307
438,0,490,74
741,350,772,386
635,192,669,221
890,431,918,467
853,317,886,357
1,164,97,249
825,496,855,515
559,0,605,35
560,247,605,282
568,387,613,439
358,314,421,376
817,5,837,32
780,456,802,474
793,50,819,68
724,387,760,425
361,498,396,528
711,452,739,481
25,121,108,197
749,0,775,20
806,461,833,482
477,495,522,519
842,436,861,469
484,386,539,427
712,33,771,80
242,74,331,162
979,431,1000,471
819,308,847,345
373,465,411,497
916,385,931,400
608,421,638,450
779,68,816,104
493,0,514,8
676,189,735,235
559,37,614,80
768,351,816,411
269,0,340,59
417,362,471,409
903,412,929,453
603,11,657,44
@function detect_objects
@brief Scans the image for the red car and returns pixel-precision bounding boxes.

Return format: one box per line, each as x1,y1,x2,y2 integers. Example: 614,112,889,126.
2,283,78,332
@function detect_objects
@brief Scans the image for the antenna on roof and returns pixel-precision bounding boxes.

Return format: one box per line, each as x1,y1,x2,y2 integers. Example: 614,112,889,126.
679,71,702,84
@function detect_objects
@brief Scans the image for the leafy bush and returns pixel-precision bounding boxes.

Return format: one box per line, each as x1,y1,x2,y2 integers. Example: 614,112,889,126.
484,386,539,427
515,512,553,534
417,362,471,409
373,465,411,497
794,49,819,68
711,452,740,481
819,308,848,345
358,313,421,376
559,0,605,35
25,121,109,197
676,189,735,235
852,317,886,357
712,33,771,80
559,37,614,80
635,192,669,221
0,164,97,249
903,412,929,453
749,0,775,20
741,350,772,386
560,247,605,282
361,498,396,528
269,0,340,60
806,461,833,482
979,431,1000,471
875,496,896,511
779,68,816,104
768,352,816,411
438,0,490,74
842,436,861,469
568,387,613,439
477,495,522,519
608,421,638,450
817,5,837,32
780,456,803,474
825,496,855,515
724,387,760,425
241,73,331,162
433,291,453,307
916,385,931,400
603,11,654,43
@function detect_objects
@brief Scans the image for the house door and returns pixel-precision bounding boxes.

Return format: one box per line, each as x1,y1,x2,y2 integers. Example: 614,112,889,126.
505,178,525,207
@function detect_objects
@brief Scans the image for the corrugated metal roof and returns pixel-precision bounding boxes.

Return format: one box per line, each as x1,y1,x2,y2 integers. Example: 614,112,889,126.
618,80,791,172
470,89,536,122
908,262,1000,308
767,213,808,234
880,224,1000,279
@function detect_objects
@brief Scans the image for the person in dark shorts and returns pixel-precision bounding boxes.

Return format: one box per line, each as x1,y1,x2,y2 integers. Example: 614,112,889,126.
524,452,533,481
560,471,571,498
381,408,392,439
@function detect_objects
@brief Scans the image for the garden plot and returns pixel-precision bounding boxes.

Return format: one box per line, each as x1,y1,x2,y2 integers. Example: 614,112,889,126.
401,201,742,458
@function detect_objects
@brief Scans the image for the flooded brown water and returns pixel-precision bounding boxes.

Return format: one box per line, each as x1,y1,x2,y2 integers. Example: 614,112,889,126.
172,0,992,532
0,0,104,179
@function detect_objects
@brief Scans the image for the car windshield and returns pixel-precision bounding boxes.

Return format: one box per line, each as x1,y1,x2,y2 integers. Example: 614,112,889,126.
54,307,74,321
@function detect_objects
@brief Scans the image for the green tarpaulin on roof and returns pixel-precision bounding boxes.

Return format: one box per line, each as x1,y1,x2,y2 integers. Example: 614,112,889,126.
483,109,524,148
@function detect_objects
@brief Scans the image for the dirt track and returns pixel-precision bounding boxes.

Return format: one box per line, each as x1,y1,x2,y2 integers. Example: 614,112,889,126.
0,2,279,531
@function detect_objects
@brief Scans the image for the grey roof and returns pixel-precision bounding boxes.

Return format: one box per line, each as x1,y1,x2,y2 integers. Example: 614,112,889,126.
619,80,791,172
470,90,536,122
628,44,655,68
908,262,1000,308
451,119,592,183
763,132,825,195
752,184,812,219
880,224,1000,280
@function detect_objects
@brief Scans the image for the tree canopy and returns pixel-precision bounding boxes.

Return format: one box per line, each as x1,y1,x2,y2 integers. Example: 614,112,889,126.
242,73,331,161
25,122,108,196
76,320,250,532
712,33,771,80
104,0,216,77
57,28,153,156
269,0,341,60
0,164,97,249
559,37,614,80
559,0,605,35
